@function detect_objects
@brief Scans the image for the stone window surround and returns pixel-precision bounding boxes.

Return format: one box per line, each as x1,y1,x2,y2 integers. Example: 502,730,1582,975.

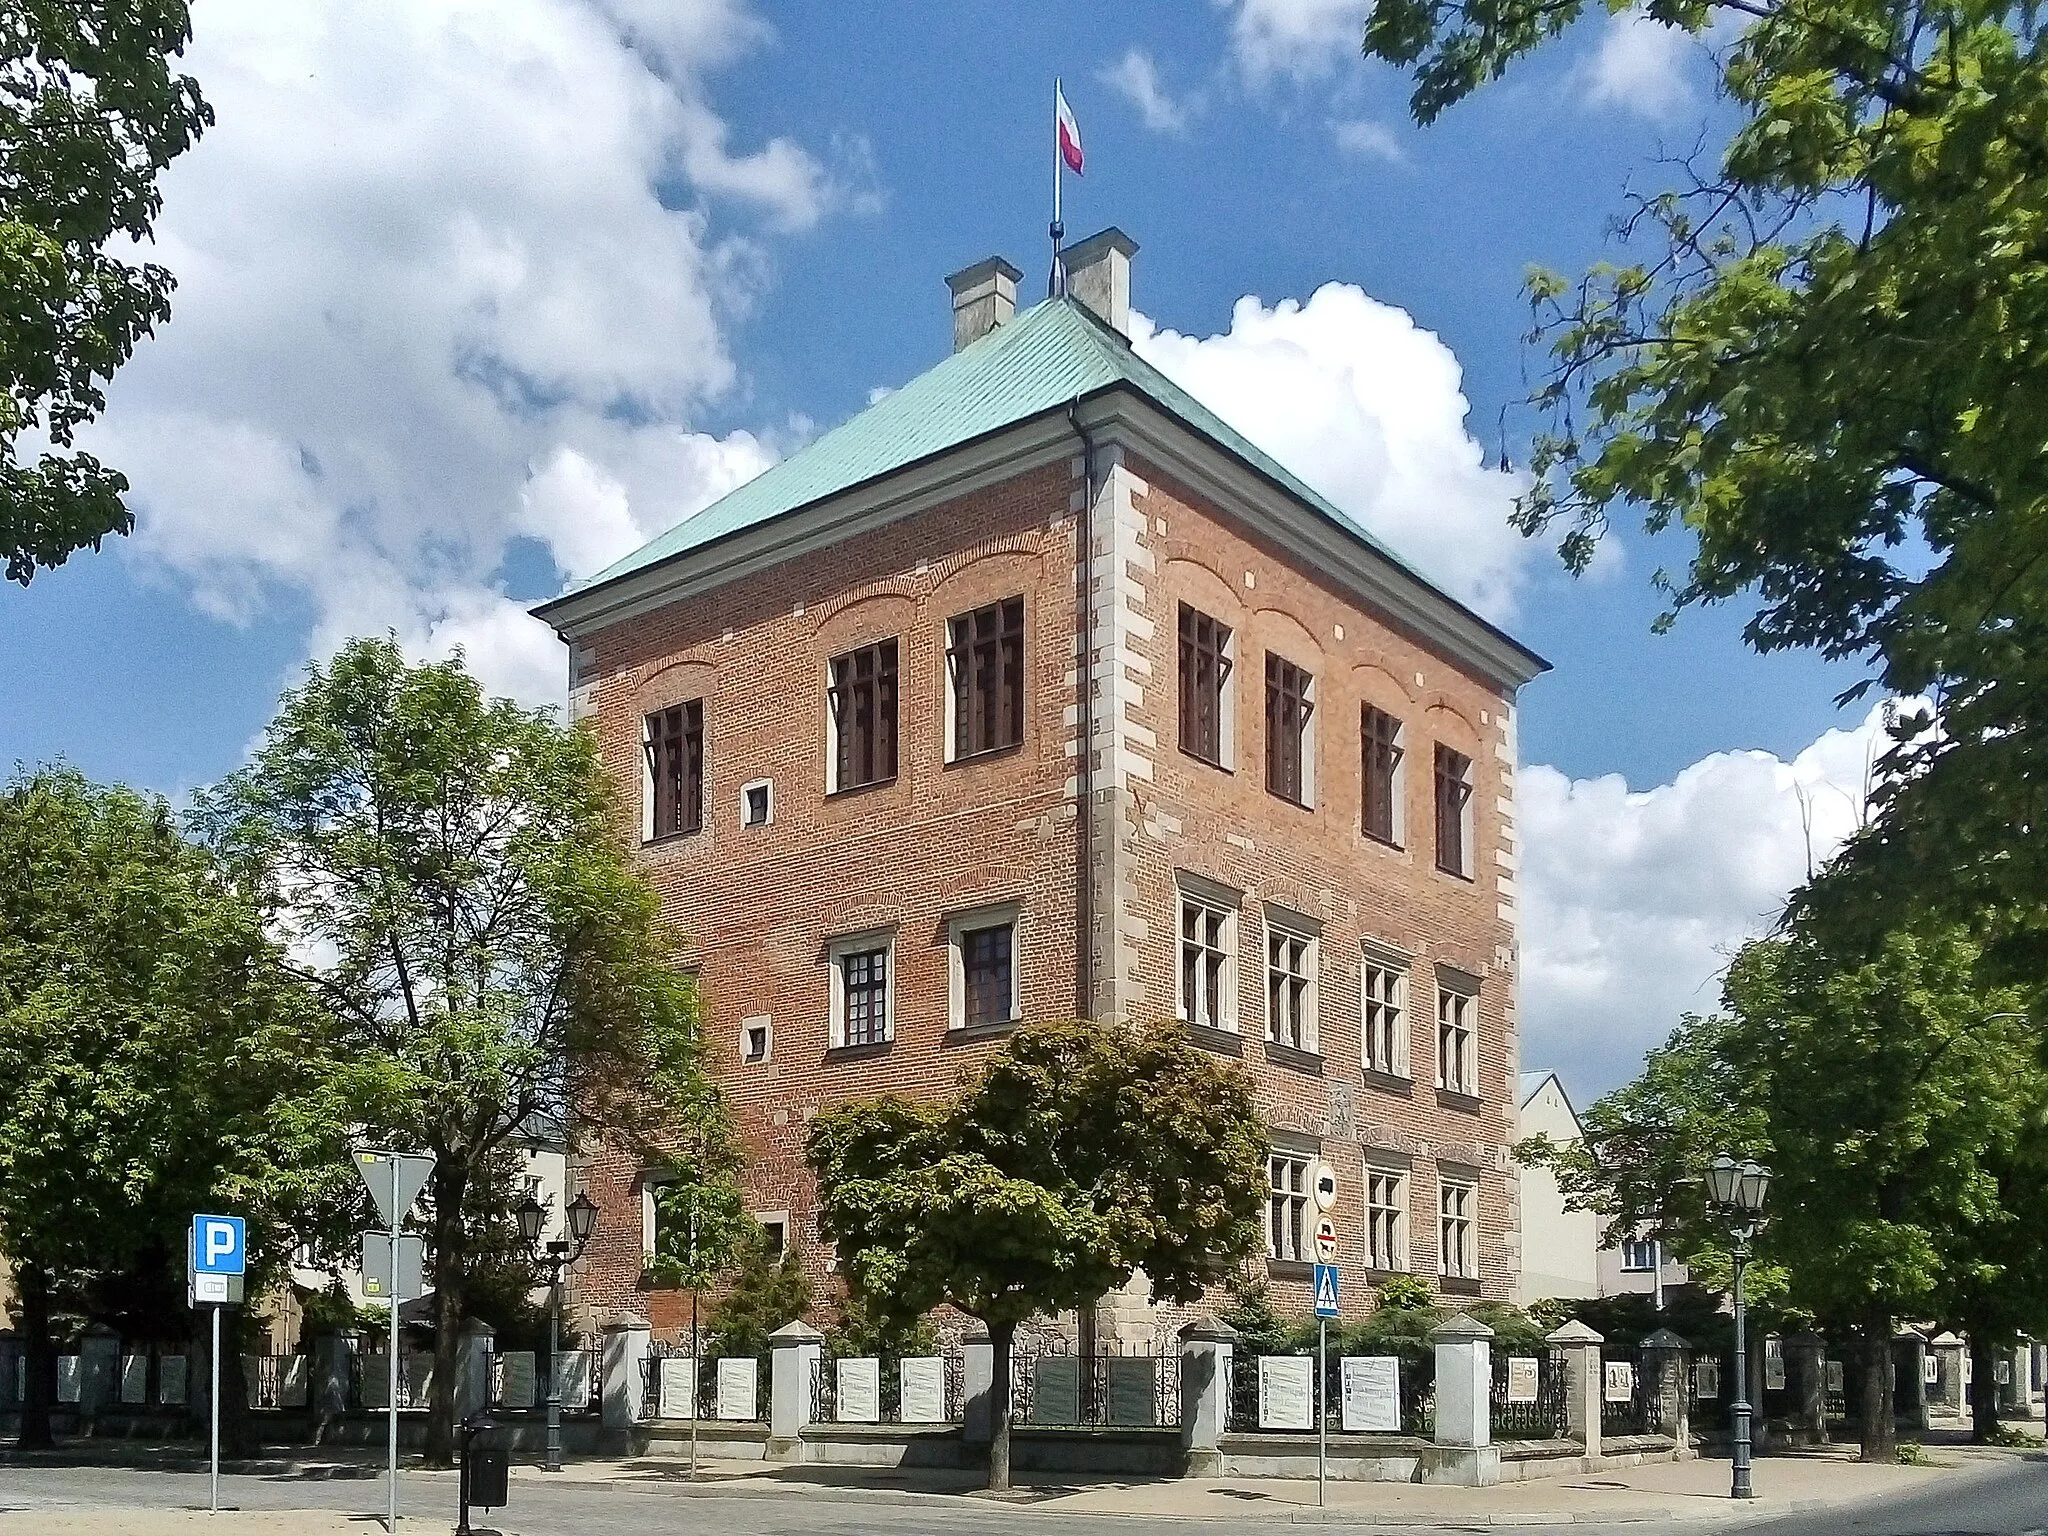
1174,869,1243,1033
946,900,1023,1031
826,925,898,1051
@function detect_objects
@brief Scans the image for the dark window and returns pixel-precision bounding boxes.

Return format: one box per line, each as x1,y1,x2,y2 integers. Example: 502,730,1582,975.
1265,654,1313,803
742,782,770,826
1362,705,1403,844
762,1220,786,1259
645,700,704,839
742,1021,770,1063
1435,744,1473,876
948,597,1025,758
1177,604,1232,766
829,640,899,791
961,922,1015,1026
841,947,890,1046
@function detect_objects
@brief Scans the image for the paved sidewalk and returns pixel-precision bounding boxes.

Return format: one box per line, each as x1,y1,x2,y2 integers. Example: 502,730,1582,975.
0,1442,2018,1531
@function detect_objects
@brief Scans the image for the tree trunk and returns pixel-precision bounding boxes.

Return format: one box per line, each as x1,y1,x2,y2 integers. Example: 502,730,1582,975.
423,1157,470,1469
1858,1314,1896,1463
988,1319,1015,1492
1969,1334,2003,1442
15,1260,54,1450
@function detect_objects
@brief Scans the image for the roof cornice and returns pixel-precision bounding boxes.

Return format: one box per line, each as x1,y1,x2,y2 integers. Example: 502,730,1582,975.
536,383,1550,693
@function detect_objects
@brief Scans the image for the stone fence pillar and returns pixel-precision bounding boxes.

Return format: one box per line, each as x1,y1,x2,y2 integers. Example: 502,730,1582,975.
1179,1317,1236,1474
767,1319,822,1460
1784,1333,1827,1442
601,1317,651,1431
1546,1320,1603,1459
1425,1313,1498,1486
1892,1329,1928,1433
961,1333,995,1444
1642,1328,1692,1451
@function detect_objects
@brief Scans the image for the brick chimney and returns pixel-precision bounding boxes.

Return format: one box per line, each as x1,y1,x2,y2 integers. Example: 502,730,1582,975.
1063,227,1138,337
945,256,1023,352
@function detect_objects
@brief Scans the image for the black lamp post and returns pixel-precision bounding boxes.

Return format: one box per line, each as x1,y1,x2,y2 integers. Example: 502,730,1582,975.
515,1188,598,1474
1706,1155,1772,1499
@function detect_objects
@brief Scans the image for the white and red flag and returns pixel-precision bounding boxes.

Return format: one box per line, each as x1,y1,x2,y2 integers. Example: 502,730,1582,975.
1056,82,1083,175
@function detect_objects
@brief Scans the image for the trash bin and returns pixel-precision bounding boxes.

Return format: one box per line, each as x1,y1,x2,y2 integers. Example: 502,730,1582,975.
460,1409,509,1533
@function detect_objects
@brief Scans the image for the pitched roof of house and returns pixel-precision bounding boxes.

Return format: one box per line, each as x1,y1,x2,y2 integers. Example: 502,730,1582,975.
553,298,1545,679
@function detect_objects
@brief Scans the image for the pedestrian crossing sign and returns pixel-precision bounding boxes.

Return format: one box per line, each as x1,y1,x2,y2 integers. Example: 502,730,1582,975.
1313,1262,1340,1317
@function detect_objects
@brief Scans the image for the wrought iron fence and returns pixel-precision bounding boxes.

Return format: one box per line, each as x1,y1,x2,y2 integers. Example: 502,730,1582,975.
1489,1350,1567,1440
1011,1349,1180,1428
1222,1352,1431,1435
639,1349,764,1422
1688,1354,1729,1431
806,1351,961,1425
244,1353,310,1410
1599,1354,1649,1437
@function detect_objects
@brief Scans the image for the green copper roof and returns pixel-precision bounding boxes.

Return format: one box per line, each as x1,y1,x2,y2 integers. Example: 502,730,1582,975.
570,295,1428,595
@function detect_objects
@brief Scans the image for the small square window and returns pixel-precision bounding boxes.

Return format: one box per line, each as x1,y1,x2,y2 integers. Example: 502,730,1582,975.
741,779,772,827
741,1015,771,1064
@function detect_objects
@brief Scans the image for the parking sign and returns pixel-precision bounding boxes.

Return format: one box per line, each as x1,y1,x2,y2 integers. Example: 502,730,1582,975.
191,1215,246,1276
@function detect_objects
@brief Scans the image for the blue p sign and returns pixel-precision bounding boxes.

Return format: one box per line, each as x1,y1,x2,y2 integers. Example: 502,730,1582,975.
192,1215,246,1276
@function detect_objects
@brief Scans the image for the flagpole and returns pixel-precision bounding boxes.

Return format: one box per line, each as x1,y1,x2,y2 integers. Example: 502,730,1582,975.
1050,78,1064,298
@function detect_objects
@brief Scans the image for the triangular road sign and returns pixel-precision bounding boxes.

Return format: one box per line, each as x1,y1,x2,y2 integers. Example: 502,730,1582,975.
354,1149,435,1230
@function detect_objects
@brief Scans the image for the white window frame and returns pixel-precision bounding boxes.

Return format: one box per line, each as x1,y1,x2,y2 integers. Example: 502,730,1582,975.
1263,904,1320,1055
740,778,773,827
1435,743,1477,879
1175,872,1241,1032
1619,1238,1658,1273
1439,1174,1476,1280
755,1209,791,1260
1362,939,1411,1078
827,927,897,1049
740,1013,772,1064
641,1175,672,1268
947,901,1022,1030
1267,1148,1313,1263
1436,977,1477,1096
1366,1160,1408,1272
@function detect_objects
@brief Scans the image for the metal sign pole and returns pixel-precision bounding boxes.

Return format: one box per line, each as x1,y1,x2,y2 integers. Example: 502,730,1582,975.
1317,1317,1327,1508
210,1304,221,1513
388,1158,401,1533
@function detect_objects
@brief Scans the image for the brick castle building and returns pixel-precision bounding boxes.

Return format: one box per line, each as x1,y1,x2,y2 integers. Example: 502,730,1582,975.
535,231,1548,1340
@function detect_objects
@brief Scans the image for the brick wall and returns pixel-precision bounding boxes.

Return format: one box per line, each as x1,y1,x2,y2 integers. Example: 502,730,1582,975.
565,439,1528,1338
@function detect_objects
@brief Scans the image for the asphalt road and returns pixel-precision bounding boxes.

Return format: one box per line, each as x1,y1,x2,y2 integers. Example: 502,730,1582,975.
0,1457,2044,1536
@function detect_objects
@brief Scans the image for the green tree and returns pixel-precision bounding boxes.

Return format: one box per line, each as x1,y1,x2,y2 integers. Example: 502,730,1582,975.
0,3,212,583
808,1018,1266,1489
196,637,725,1465
0,767,347,1449
707,1236,816,1363
1718,930,2035,1459
1363,0,2048,966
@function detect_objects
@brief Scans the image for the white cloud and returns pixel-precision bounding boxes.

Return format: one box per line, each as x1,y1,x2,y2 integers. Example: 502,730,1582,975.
1331,118,1405,162
1101,48,1195,133
1519,705,1897,1096
92,0,858,710
1130,284,1531,618
1218,0,1371,81
1581,5,1702,119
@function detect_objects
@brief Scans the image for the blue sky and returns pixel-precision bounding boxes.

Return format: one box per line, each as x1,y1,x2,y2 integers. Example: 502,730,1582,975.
0,0,1884,1093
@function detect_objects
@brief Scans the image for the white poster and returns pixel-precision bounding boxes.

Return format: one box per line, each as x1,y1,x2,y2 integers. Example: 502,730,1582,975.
553,1350,588,1408
1259,1355,1314,1430
1106,1357,1157,1426
655,1356,694,1419
1340,1356,1400,1432
1506,1356,1540,1404
360,1357,391,1410
56,1356,80,1404
409,1350,437,1408
1695,1359,1720,1399
279,1355,309,1408
836,1357,880,1423
899,1356,945,1423
1924,1354,1939,1385
1031,1356,1080,1424
716,1356,757,1420
1764,1348,1786,1391
159,1355,188,1406
499,1351,536,1410
120,1355,148,1405
242,1356,265,1407
1603,1361,1634,1403
1826,1360,1846,1392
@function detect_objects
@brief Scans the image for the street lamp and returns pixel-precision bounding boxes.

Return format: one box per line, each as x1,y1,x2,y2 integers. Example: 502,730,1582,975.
515,1189,598,1473
1707,1155,1772,1500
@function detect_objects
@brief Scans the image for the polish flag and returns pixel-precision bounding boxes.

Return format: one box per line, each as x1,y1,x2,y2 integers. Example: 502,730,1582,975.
1056,83,1083,175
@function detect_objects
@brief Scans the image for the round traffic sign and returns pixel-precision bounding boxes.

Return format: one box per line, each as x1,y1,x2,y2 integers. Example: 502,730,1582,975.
1312,1161,1338,1212
1313,1215,1338,1261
